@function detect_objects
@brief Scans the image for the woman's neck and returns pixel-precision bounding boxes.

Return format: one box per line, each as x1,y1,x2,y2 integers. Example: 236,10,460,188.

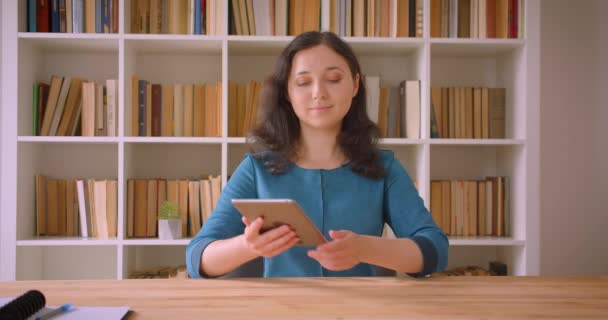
294,126,346,169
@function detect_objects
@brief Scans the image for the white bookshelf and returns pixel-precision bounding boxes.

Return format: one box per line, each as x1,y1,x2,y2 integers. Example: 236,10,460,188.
0,0,540,280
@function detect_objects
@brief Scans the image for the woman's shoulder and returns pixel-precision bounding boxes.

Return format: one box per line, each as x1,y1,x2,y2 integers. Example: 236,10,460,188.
377,149,396,167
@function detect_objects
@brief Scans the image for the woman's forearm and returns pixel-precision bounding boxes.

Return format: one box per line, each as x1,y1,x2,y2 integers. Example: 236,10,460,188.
357,235,423,274
200,235,259,277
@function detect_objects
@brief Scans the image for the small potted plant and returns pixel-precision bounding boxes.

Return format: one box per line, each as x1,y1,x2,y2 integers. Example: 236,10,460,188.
158,201,181,240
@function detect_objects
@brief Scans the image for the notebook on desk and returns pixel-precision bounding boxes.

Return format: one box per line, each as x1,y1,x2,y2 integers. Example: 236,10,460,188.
0,297,131,320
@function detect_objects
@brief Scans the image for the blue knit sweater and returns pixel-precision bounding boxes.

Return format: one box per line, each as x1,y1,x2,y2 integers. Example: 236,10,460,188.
186,150,448,278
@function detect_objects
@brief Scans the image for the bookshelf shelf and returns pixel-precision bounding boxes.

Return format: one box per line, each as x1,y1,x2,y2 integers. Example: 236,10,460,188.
448,237,525,246
428,139,525,146
18,136,120,143
17,239,120,246
1,0,540,280
123,239,191,246
122,137,224,144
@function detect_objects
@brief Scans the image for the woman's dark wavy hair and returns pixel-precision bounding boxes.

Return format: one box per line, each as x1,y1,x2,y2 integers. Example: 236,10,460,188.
248,31,385,180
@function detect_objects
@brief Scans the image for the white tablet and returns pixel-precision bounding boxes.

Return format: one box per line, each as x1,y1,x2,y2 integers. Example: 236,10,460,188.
231,199,327,246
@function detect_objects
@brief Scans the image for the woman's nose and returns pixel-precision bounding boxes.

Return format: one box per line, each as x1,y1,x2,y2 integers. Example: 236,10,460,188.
312,80,328,100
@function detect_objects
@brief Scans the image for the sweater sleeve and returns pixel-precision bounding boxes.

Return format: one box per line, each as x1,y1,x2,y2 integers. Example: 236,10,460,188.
186,155,258,278
382,153,449,277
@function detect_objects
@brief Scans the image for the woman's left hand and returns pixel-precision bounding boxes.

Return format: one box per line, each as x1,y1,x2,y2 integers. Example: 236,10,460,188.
307,230,362,271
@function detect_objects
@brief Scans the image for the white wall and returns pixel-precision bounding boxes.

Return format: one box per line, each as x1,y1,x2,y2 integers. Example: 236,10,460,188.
540,0,608,274
0,1,3,234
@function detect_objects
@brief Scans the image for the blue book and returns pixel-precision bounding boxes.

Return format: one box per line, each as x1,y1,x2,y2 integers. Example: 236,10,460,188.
95,0,102,33
195,0,202,35
138,80,147,137
51,0,60,32
101,0,110,33
28,0,37,32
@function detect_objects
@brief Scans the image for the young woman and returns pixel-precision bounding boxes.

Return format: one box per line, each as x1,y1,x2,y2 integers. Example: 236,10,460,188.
186,31,448,278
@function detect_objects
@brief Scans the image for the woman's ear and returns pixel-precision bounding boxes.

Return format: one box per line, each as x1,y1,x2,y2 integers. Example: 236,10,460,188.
353,73,360,98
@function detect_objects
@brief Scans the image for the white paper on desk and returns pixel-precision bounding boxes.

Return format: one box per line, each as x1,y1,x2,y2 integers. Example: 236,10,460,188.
0,297,130,320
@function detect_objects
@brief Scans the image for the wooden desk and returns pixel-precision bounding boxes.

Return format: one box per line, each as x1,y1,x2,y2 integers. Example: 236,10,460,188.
1,276,607,319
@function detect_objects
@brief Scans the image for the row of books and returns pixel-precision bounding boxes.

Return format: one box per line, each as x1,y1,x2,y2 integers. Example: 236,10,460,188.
366,78,420,139
229,0,423,37
27,0,119,33
35,176,118,238
128,266,188,279
430,0,524,38
131,77,222,137
126,177,222,238
228,80,261,137
34,76,118,137
430,177,508,237
130,0,224,35
430,87,505,139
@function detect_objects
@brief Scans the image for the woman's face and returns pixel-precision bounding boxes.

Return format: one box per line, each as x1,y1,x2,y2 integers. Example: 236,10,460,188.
287,44,359,132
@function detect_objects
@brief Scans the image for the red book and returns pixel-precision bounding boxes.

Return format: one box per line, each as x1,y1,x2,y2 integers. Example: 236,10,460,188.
37,0,50,32
486,0,496,38
509,0,518,38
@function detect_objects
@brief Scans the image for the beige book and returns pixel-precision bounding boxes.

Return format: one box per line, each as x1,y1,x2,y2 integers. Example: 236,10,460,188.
47,180,59,236
150,0,162,33
84,0,96,33
157,179,167,218
40,76,64,136
377,87,389,138
147,179,158,237
465,87,474,139
481,87,489,138
106,180,117,238
441,181,451,235
232,0,242,35
430,181,443,231
478,180,486,236
467,180,478,236
57,179,67,236
216,82,223,137
204,83,217,137
473,87,482,138
228,81,238,137
236,84,246,136
127,179,135,238
49,76,72,136
200,179,212,223
134,179,148,238
168,0,187,34
488,88,506,139
182,84,193,137
406,81,420,139
188,181,201,236
36,175,47,236
448,87,455,138
208,174,222,210
162,84,174,137
193,84,205,137
183,84,196,137
106,79,118,137
396,0,408,37
93,180,109,238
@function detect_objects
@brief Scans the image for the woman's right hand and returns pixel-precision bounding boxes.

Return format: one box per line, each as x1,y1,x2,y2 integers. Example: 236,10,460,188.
242,216,300,258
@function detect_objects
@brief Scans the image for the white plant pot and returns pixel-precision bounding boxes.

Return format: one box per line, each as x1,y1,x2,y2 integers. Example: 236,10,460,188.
158,219,182,240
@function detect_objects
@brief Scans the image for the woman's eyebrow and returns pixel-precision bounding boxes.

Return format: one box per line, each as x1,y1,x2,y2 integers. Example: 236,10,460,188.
295,66,344,75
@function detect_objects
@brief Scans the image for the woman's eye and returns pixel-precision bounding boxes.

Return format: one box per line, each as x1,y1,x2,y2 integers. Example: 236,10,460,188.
296,82,310,86
327,78,341,83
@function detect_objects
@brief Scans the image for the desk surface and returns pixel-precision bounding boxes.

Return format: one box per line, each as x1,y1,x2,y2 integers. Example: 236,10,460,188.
1,276,607,319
